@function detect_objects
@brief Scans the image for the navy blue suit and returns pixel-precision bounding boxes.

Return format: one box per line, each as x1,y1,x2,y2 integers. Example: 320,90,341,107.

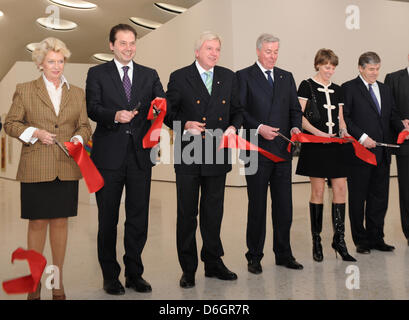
385,68,409,240
342,76,403,247
86,60,165,280
165,62,243,274
236,63,302,264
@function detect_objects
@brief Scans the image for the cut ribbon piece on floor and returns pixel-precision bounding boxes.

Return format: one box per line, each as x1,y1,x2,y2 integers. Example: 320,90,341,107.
143,97,167,149
65,142,104,193
219,133,285,163
397,130,409,144
2,248,46,295
288,133,377,166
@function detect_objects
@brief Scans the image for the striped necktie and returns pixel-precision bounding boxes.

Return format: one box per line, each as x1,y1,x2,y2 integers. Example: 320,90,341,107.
204,71,212,94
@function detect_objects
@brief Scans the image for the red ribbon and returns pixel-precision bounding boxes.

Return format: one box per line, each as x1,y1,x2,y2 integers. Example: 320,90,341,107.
218,133,285,162
397,130,409,144
64,142,105,193
288,133,377,166
2,248,47,294
143,98,167,149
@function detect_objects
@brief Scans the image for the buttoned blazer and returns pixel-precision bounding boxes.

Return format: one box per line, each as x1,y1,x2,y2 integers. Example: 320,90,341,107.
385,69,409,155
164,62,243,176
4,77,92,182
86,60,165,170
342,76,403,165
236,63,302,162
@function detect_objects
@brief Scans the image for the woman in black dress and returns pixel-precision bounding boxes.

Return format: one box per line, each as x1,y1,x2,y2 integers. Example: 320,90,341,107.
296,49,355,262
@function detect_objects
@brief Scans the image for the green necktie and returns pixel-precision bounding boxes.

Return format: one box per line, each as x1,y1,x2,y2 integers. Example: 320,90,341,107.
205,71,212,94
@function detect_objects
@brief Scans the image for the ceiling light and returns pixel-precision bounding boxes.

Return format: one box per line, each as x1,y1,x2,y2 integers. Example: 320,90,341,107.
0,11,4,17
129,17,162,30
49,0,97,9
154,2,187,14
26,43,39,53
92,53,114,62
37,17,78,31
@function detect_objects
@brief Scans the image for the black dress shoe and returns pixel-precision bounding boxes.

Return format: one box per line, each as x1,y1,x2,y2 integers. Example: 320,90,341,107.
180,273,195,288
276,257,303,270
205,262,238,280
125,276,152,293
371,242,395,252
248,260,262,274
356,244,370,254
103,279,125,295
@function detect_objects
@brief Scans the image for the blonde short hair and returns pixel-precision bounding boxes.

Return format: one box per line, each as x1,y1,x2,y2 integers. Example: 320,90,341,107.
194,31,222,52
32,37,71,68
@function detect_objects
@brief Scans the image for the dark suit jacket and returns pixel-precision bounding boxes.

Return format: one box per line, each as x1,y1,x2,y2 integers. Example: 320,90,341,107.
342,76,404,165
165,62,243,176
236,63,302,162
385,68,409,155
86,60,165,170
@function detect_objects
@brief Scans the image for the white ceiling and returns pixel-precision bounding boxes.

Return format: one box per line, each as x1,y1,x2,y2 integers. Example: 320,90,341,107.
0,0,201,80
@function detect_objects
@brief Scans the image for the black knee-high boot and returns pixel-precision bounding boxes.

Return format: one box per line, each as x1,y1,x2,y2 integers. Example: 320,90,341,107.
310,203,323,262
331,203,357,262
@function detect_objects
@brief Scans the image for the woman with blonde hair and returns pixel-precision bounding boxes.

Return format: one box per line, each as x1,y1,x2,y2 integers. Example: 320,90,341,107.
4,37,91,299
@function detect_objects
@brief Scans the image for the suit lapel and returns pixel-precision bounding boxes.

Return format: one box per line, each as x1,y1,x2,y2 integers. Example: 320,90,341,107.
129,62,144,107
35,77,56,116
248,63,273,98
400,69,409,99
107,60,129,106
58,84,70,116
356,77,380,116
272,68,282,104
186,62,210,106
208,66,222,105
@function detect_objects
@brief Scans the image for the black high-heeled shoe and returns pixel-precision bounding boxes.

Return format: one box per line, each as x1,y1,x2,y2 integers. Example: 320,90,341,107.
331,203,356,262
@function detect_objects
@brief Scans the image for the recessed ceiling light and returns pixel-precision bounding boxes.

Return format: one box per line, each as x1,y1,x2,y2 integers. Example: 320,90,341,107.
49,0,97,9
129,17,162,30
0,11,4,17
154,2,187,14
92,53,114,62
36,17,78,31
26,43,39,53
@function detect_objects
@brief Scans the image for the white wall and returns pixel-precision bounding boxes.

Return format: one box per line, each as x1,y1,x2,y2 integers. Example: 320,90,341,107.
1,0,405,188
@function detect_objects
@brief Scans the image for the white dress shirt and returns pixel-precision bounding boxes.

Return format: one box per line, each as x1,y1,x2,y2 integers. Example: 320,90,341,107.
114,59,133,84
358,75,382,144
19,74,83,145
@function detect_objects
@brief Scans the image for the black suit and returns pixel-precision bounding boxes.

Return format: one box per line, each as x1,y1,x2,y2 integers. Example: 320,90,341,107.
86,60,165,280
342,76,403,247
165,62,243,274
385,68,409,240
236,63,302,264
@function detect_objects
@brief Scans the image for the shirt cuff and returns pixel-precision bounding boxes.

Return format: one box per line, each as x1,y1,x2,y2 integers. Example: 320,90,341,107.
70,135,83,145
19,127,38,144
256,124,263,135
359,133,368,144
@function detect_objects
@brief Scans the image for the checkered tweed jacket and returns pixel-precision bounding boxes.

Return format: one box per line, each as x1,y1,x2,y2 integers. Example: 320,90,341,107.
4,77,92,183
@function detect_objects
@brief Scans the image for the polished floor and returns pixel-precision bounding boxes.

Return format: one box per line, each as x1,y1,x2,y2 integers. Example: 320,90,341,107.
0,175,408,300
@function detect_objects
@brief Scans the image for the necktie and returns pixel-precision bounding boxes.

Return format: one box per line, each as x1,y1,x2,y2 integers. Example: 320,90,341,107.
122,66,131,102
265,70,274,87
368,83,381,114
204,71,212,94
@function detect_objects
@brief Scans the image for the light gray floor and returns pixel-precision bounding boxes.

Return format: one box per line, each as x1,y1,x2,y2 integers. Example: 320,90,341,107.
0,176,408,300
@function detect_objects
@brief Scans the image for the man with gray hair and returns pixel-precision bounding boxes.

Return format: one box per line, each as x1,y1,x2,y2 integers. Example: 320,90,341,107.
236,33,303,273
342,52,409,254
165,31,243,288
